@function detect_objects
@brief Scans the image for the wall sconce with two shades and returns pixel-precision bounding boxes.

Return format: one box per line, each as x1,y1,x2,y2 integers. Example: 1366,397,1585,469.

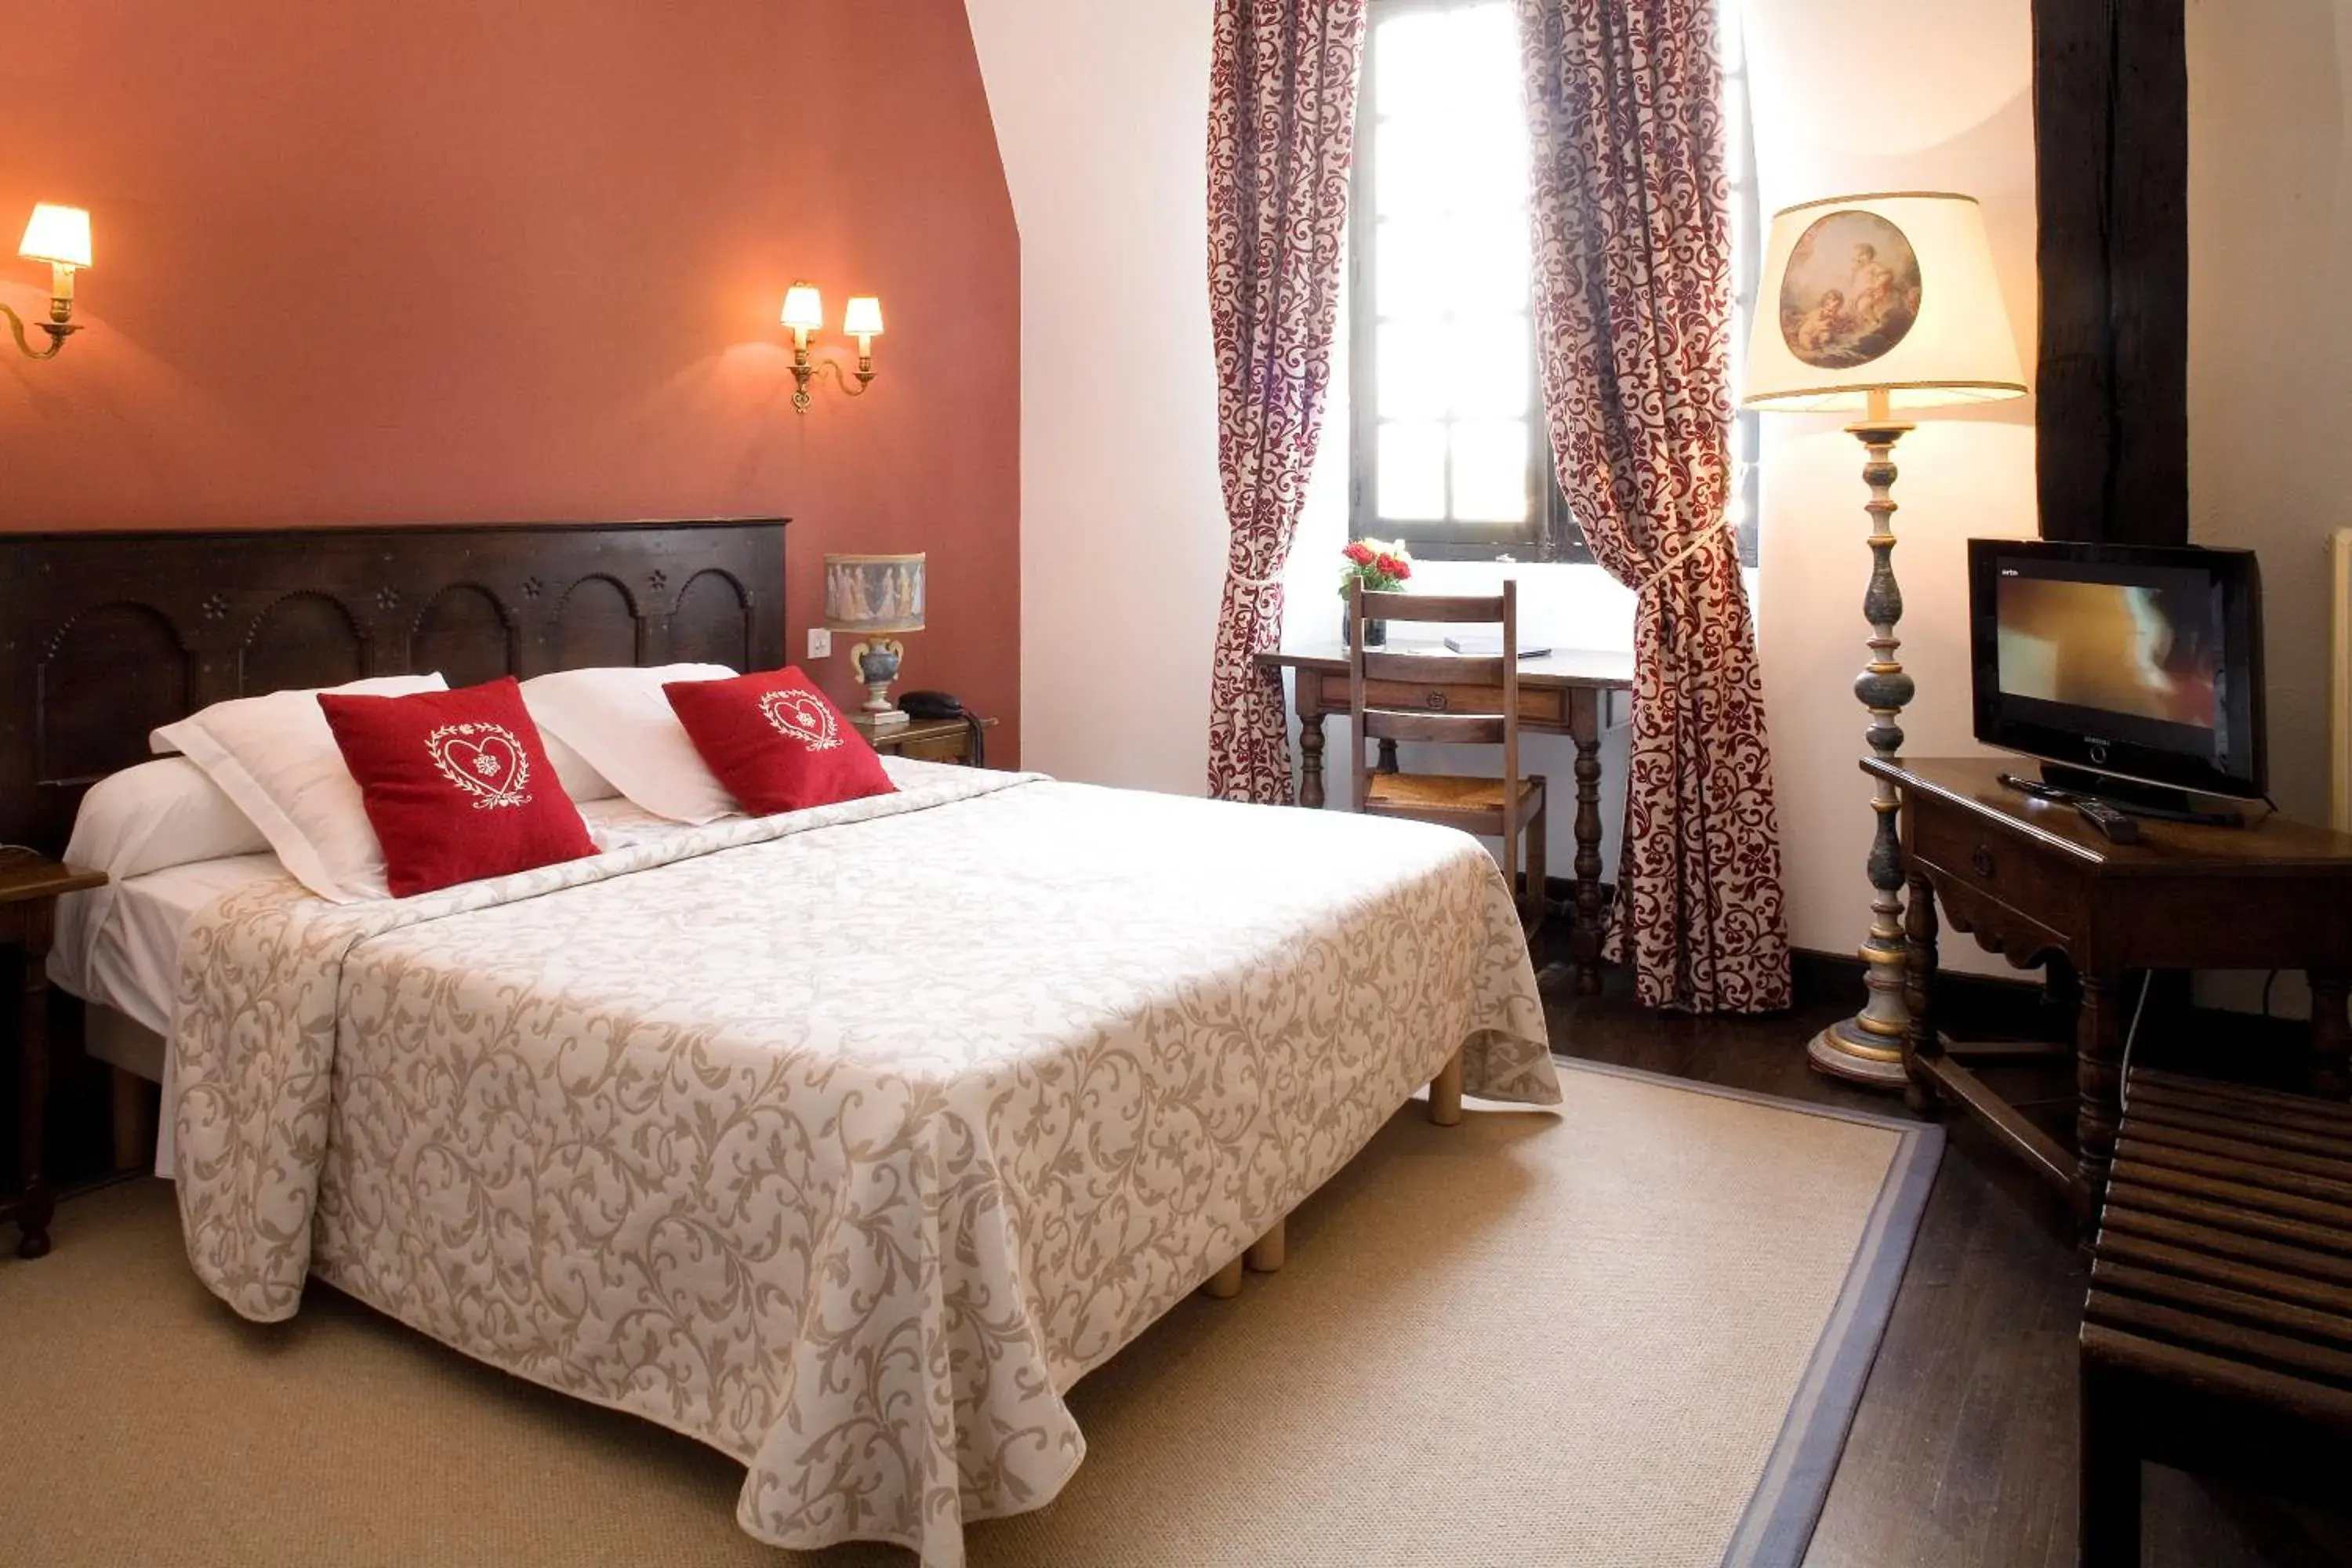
6,201,92,360
780,281,882,415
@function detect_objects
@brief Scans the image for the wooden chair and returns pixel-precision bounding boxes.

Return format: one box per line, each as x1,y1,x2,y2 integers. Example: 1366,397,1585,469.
1346,579,1548,939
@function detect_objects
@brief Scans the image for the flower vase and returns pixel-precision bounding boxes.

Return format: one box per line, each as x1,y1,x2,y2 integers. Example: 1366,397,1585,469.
1341,615,1387,650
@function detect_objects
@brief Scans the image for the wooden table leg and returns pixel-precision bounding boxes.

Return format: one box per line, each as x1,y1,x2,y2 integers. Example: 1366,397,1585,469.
1298,710,1327,809
2078,1358,2143,1568
1901,869,1944,1116
1570,692,1605,996
16,918,56,1259
2310,966,2350,1101
2075,971,2125,1233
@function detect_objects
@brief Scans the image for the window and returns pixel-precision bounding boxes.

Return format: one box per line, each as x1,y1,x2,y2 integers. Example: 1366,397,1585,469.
1349,0,1760,567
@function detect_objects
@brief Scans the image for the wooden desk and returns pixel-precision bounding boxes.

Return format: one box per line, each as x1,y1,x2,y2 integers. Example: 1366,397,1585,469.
0,851,106,1258
1258,641,1635,993
1880,757,2352,1236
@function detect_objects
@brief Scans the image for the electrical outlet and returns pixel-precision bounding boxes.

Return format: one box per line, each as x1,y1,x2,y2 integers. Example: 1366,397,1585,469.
807,627,832,659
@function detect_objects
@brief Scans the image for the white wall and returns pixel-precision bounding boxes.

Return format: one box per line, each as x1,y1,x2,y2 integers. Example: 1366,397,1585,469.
2183,0,2352,1018
964,0,1226,793
1746,0,2041,977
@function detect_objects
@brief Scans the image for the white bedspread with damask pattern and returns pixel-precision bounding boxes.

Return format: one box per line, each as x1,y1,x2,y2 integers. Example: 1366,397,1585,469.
169,760,1559,1566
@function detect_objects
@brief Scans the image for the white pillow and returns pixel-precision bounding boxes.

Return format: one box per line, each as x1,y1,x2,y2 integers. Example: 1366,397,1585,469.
151,673,448,903
521,664,739,824
62,757,271,883
542,730,619,803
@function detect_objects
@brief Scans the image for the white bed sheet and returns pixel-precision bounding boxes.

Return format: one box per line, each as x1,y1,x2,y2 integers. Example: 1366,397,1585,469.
50,796,688,1041
50,795,695,1179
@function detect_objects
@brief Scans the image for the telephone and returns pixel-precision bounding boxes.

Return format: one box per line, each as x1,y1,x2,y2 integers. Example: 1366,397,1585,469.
898,690,967,720
898,690,987,768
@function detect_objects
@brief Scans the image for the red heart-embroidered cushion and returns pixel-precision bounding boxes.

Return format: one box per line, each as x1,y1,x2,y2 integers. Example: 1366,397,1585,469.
318,677,597,897
662,666,896,815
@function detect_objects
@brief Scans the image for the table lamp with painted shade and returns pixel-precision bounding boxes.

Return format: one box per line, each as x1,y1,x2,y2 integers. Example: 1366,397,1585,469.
824,553,926,728
1741,191,2027,1090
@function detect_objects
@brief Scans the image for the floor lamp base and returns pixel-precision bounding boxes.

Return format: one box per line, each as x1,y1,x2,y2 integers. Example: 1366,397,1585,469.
1806,1014,1914,1089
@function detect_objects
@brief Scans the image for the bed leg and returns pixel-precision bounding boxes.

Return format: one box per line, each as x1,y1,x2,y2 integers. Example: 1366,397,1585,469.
1244,1217,1287,1274
1202,1256,1246,1299
1428,1048,1465,1127
110,1067,149,1172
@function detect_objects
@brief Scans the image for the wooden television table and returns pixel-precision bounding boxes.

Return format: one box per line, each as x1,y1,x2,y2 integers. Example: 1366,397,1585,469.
1258,641,1635,993
1878,756,2352,1236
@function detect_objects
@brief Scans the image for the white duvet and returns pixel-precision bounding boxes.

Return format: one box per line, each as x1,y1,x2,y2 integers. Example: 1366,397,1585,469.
169,762,1559,1566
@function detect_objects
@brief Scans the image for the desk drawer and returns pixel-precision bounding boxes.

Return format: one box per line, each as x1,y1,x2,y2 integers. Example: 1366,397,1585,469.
1308,673,1566,727
1908,804,2080,950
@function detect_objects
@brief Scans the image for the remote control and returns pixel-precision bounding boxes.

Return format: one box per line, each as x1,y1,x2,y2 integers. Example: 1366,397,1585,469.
2074,798,2141,844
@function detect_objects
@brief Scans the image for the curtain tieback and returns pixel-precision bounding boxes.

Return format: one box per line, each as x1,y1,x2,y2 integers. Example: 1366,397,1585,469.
1225,560,1288,591
1639,517,1738,592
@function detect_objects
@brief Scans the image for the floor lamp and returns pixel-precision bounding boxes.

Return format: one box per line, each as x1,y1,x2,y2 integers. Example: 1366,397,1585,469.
1741,192,2027,1087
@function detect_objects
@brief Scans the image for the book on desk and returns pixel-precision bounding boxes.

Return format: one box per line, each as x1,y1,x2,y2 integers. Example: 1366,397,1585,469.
1443,633,1553,658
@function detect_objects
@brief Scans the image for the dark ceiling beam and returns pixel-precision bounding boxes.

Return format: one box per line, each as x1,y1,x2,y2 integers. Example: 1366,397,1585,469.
2034,0,2189,546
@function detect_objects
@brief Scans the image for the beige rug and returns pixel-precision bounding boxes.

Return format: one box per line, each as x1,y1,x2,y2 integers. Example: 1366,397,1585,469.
0,1062,1938,1567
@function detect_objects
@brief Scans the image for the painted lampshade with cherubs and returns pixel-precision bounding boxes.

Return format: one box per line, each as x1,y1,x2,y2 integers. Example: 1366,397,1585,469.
823,553,926,728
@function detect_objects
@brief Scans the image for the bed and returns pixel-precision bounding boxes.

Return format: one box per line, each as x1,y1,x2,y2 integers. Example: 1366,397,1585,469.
2,521,1559,1566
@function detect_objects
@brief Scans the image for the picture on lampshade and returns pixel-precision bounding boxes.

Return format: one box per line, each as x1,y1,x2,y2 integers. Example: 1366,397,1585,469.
1777,209,1922,370
824,557,925,631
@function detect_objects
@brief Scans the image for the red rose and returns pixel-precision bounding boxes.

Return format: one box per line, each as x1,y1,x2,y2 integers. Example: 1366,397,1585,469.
1374,554,1401,578
1391,558,1412,581
1343,541,1376,566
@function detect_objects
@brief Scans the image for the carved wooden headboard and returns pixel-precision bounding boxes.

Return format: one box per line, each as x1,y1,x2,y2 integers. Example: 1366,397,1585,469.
0,518,787,855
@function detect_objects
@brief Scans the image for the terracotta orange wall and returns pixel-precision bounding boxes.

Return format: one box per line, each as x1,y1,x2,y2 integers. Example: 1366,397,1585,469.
0,0,1019,761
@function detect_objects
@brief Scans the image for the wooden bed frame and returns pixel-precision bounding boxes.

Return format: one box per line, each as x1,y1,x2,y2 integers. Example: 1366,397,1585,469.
0,513,1452,1288
0,519,786,857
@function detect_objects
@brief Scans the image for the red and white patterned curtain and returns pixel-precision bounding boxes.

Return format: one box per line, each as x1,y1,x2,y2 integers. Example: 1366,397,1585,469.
1204,0,1367,804
1515,0,1791,1011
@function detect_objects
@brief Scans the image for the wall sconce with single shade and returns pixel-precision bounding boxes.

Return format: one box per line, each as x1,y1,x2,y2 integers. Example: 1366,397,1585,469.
1741,191,2027,1090
779,281,883,413
824,552,925,728
6,203,91,360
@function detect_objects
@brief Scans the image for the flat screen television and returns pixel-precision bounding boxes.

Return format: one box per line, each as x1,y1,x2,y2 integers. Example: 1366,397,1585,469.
1968,539,2266,804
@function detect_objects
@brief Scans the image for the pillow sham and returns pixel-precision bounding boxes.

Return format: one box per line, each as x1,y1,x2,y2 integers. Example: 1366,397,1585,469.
151,673,448,903
318,677,597,898
520,663,739,824
662,666,895,816
60,757,273,884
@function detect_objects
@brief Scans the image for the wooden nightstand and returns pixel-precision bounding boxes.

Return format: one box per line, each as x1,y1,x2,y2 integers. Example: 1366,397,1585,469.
852,713,997,768
1,851,105,1259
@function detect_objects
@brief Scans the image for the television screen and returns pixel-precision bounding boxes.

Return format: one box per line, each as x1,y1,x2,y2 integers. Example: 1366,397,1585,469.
1969,541,2265,800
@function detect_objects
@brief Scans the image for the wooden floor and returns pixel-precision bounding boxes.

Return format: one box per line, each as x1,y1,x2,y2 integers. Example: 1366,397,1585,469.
1545,977,2352,1568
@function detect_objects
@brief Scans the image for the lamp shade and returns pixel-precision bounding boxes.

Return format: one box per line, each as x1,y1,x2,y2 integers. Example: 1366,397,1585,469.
780,281,823,334
824,553,925,634
19,203,90,270
842,296,884,339
1742,192,2024,413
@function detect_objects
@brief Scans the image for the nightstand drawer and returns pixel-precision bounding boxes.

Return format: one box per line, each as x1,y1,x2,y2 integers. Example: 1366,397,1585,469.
856,713,996,768
896,729,973,764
